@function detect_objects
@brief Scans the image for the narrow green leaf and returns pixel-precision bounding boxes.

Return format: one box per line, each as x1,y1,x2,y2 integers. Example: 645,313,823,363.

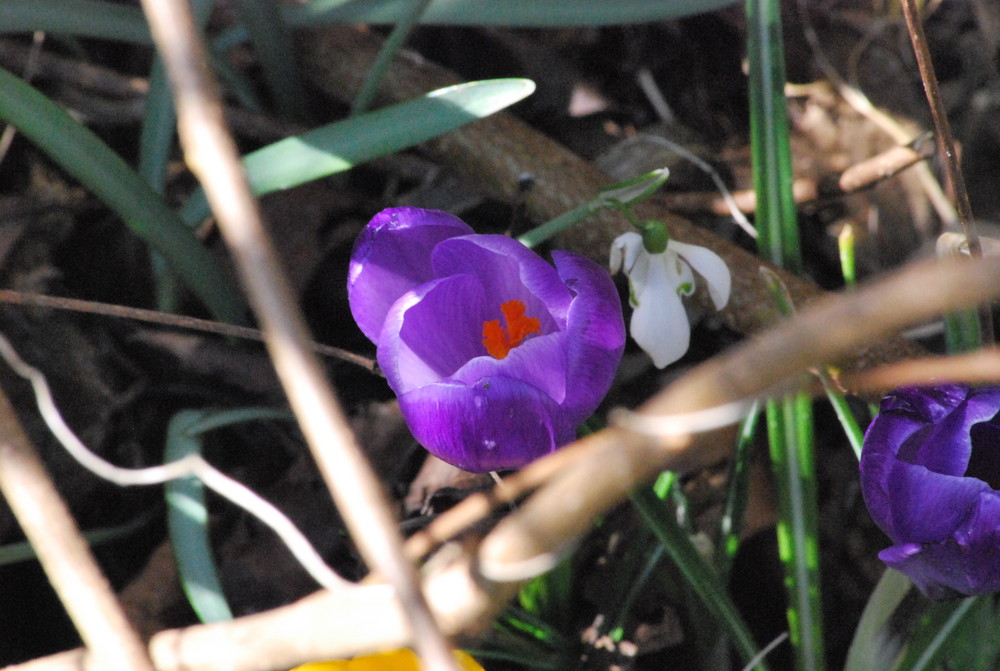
215,0,744,50
164,407,292,624
843,570,912,671
0,0,151,43
895,597,980,671
165,410,234,624
717,402,760,574
747,0,800,273
0,66,246,324
234,0,309,120
631,487,769,671
290,0,743,27
352,0,434,115
180,78,536,226
0,510,157,567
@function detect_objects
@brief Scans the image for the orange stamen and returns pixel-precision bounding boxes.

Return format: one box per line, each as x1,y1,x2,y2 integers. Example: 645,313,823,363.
482,299,541,359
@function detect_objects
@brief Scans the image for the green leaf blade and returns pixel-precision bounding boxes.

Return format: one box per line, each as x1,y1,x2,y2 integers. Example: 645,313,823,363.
182,78,536,225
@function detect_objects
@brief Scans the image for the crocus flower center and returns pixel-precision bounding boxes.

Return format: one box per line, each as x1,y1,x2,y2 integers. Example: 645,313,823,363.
482,299,541,359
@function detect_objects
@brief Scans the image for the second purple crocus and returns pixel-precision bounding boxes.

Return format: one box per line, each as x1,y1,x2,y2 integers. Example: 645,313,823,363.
860,384,1000,600
348,207,625,473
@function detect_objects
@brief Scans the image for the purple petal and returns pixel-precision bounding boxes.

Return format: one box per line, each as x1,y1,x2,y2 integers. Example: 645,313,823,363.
906,393,1000,476
878,457,989,542
377,275,490,395
397,376,576,472
348,208,472,343
550,251,625,422
451,332,567,405
880,491,1000,599
432,236,570,329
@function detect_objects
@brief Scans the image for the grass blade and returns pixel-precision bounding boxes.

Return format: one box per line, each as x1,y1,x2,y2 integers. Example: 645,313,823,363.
631,486,769,671
0,65,245,324
180,78,535,226
747,0,822,667
234,0,309,120
0,0,150,43
288,0,743,27
165,410,234,624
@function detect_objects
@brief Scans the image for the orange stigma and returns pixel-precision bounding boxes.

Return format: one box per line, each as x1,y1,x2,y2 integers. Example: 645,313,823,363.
482,300,541,359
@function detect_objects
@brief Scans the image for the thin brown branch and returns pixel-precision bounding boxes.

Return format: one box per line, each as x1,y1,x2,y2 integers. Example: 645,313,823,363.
0,289,379,374
900,0,993,344
900,0,976,240
0,386,153,671
661,133,936,216
841,348,1000,392
137,2,456,671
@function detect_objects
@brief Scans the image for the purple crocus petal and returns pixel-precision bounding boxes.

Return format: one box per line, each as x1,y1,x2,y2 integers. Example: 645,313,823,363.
451,333,567,406
878,458,989,542
860,383,1000,599
397,376,575,473
377,274,490,395
880,491,1000,599
551,251,626,423
348,208,472,343
877,543,964,601
348,207,625,473
432,236,571,328
906,394,1000,475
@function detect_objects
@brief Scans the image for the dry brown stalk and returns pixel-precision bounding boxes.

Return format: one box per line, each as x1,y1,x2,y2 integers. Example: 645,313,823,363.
0,388,153,671
137,2,457,670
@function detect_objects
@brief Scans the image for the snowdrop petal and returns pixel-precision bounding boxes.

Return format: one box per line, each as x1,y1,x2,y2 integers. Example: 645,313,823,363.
609,232,644,276
669,240,731,310
630,259,691,368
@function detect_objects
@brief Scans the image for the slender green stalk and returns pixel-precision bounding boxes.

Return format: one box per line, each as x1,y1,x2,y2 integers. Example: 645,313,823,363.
352,0,434,115
747,0,800,273
838,224,856,287
631,487,769,671
517,168,670,248
717,402,760,575
234,0,309,120
747,1,823,669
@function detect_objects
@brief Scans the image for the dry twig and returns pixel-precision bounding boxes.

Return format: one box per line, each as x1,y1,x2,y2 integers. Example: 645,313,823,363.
0,388,153,671
137,2,456,671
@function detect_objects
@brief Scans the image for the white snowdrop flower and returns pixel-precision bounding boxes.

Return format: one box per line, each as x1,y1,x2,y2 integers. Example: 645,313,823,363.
609,228,731,368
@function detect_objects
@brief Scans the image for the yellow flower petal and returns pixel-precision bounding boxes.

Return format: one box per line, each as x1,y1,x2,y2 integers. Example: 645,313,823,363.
291,649,484,671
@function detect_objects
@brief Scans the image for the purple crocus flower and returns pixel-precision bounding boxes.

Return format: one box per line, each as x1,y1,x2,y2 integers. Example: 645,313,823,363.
348,207,625,473
860,384,1000,600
